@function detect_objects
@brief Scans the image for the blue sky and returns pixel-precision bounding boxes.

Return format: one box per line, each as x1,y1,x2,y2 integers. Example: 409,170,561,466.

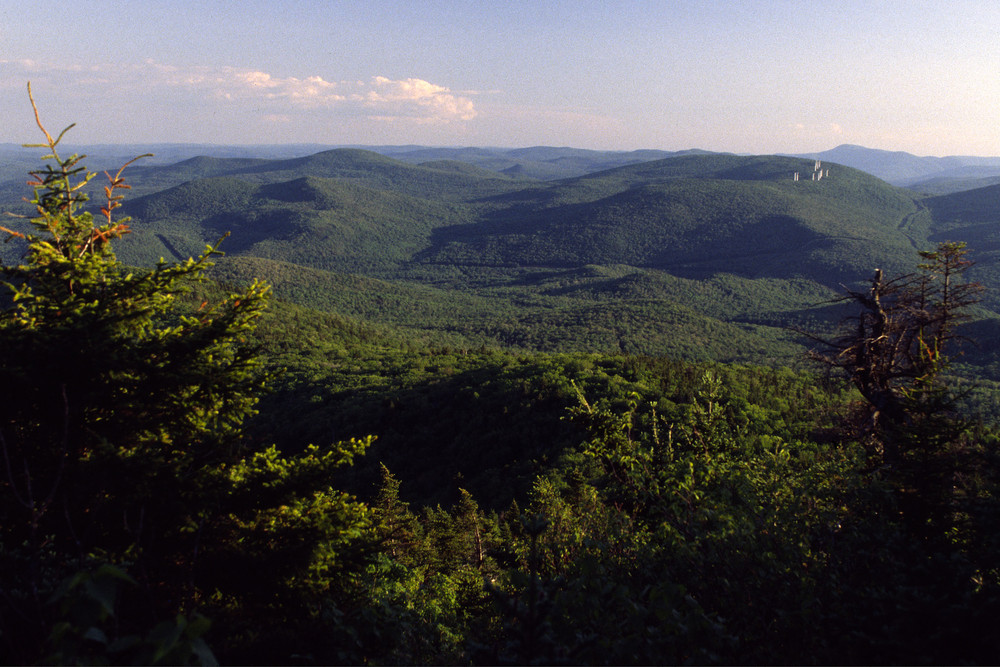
2,0,998,155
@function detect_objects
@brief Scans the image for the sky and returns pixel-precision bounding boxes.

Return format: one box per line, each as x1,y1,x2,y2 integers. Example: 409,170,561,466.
2,0,999,155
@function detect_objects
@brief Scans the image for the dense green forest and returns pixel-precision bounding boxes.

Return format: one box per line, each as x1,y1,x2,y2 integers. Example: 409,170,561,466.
4,99,1000,665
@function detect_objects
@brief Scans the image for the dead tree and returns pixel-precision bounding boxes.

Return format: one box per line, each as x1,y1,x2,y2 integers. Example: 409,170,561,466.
809,242,982,464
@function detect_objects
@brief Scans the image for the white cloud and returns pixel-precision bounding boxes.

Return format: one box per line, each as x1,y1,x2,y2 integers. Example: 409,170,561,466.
363,76,477,122
369,76,447,100
205,68,477,122
0,59,477,125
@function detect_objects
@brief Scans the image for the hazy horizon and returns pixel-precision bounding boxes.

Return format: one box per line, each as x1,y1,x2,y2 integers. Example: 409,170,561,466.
2,140,994,162
3,1,998,157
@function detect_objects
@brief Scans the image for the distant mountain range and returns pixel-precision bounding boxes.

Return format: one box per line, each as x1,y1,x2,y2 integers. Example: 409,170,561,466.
7,140,1000,194
108,151,922,283
390,143,1000,193
4,143,1000,371
792,144,1000,193
382,144,1000,193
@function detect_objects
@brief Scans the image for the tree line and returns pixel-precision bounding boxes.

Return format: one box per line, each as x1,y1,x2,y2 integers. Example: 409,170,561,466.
3,91,1000,664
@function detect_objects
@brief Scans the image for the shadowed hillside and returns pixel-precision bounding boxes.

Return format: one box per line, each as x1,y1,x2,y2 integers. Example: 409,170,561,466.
6,145,1000,372
418,154,925,286
118,174,476,272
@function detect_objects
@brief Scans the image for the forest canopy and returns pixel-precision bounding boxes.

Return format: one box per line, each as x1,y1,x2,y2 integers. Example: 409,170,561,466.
2,90,1000,665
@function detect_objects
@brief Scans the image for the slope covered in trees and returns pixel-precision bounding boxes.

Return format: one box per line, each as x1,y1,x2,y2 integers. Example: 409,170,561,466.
105,150,928,286
381,145,712,180
5,139,999,378
0,105,375,664
118,175,476,273
419,155,923,285
33,147,981,379
5,94,1000,664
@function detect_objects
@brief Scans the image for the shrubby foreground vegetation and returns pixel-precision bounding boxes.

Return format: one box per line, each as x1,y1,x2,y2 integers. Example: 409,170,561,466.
3,98,1000,664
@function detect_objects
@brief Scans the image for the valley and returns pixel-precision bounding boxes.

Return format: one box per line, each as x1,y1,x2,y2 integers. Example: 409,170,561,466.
26,146,994,368
5,140,1000,664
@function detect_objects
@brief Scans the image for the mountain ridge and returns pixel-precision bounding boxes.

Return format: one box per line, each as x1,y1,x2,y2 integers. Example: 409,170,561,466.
793,143,1000,190
4,144,999,371
7,141,1000,193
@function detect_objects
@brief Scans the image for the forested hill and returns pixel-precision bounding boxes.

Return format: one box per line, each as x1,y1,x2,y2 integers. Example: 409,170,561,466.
7,131,1000,666
2,147,988,372
379,145,714,180
2,146,996,369
419,154,924,285
118,147,530,199
112,151,927,280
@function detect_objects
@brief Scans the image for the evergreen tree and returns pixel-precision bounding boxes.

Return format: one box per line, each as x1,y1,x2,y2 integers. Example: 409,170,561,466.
0,86,374,664
373,464,423,564
0,84,267,595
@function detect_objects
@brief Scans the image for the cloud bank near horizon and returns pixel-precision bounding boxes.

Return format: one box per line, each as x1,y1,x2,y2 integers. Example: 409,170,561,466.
1,59,479,143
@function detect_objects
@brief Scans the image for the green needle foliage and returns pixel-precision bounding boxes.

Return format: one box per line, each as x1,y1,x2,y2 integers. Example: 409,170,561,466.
0,84,267,578
0,87,374,664
5,86,1000,665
